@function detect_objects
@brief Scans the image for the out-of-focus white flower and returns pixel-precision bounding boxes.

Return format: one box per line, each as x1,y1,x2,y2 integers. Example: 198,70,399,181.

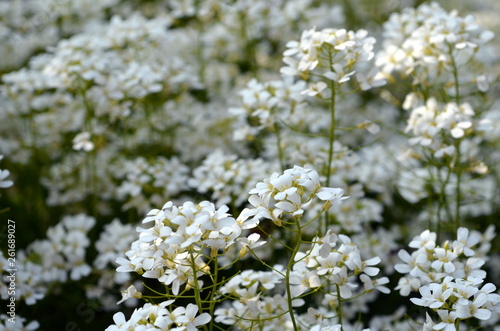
0,155,13,189
301,81,328,96
0,169,13,188
475,74,490,92
72,131,94,152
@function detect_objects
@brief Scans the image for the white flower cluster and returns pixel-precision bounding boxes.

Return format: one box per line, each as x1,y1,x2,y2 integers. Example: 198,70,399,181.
41,151,114,207
245,165,347,226
189,149,276,207
94,219,137,270
395,162,496,221
0,214,95,305
395,227,496,297
214,268,296,329
1,13,199,132
404,96,491,157
297,231,390,299
0,313,39,330
282,139,390,233
413,276,500,329
215,230,388,329
38,14,175,90
106,301,211,331
229,78,308,141
377,2,494,87
282,26,385,91
86,219,138,305
114,156,189,213
116,200,255,294
0,0,119,72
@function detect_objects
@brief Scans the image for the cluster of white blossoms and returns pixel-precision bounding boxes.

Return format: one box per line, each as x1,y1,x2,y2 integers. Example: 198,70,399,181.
38,14,182,92
281,26,385,91
395,162,497,225
229,78,308,141
214,268,296,329
86,219,138,305
376,2,495,88
114,156,190,213
245,165,348,226
0,0,119,72
395,227,496,296
1,0,499,329
0,214,95,306
0,12,201,167
412,276,500,329
214,229,388,329
0,313,39,331
297,231,390,299
404,96,491,157
189,149,276,207
276,138,391,233
116,200,258,295
106,301,211,331
112,166,385,329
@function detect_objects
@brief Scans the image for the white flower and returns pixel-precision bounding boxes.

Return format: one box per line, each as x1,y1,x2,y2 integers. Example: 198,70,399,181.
395,276,421,296
475,74,490,92
456,292,492,320
433,310,457,331
301,81,328,96
237,233,266,258
0,169,13,188
117,285,142,304
431,248,457,273
290,268,321,297
72,131,95,152
360,274,390,294
182,304,212,331
410,283,454,309
323,63,355,84
453,227,481,257
409,230,436,250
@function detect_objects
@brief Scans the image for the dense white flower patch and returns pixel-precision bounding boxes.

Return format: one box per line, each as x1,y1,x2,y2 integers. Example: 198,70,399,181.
0,1,499,330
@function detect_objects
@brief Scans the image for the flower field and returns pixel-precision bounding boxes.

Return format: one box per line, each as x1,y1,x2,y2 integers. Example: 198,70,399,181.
0,0,499,330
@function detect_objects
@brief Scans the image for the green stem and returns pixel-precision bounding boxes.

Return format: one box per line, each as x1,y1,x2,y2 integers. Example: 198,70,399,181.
285,216,302,331
197,28,206,86
275,123,285,172
90,150,98,218
239,11,258,78
208,255,219,331
449,44,461,105
324,79,337,235
335,283,343,330
449,43,463,232
325,82,337,188
433,161,453,242
189,250,208,331
454,140,462,232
